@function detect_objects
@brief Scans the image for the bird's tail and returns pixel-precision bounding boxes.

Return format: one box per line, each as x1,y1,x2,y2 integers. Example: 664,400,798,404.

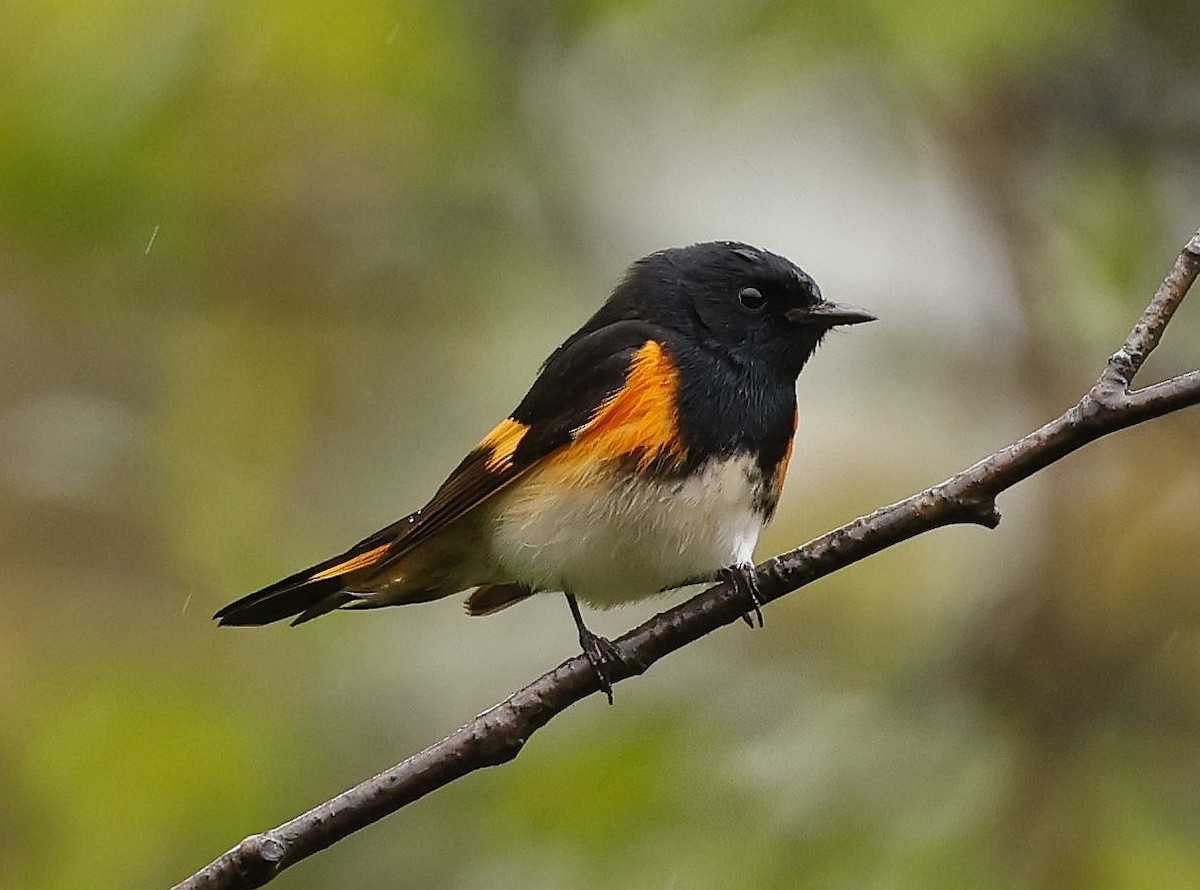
214,538,397,627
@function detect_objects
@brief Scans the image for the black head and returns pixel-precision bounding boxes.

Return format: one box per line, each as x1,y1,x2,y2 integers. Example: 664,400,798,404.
600,241,874,380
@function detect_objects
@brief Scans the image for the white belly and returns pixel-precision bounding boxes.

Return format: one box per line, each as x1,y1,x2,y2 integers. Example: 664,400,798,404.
485,454,767,607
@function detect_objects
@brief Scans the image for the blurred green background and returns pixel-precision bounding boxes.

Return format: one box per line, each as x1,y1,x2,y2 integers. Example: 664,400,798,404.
2,1,1199,888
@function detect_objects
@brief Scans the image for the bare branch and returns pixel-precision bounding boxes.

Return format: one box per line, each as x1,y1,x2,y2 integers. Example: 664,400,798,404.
1099,226,1200,392
1124,369,1200,417
174,227,1200,890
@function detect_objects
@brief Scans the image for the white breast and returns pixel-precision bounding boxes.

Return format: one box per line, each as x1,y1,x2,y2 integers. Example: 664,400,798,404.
484,454,768,608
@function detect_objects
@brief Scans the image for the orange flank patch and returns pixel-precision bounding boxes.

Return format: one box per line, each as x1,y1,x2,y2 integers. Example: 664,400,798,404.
479,417,530,471
771,406,798,503
554,340,687,474
310,542,392,581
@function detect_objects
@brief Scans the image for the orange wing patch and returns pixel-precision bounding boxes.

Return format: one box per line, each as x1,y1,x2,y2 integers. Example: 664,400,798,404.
552,340,687,474
309,541,393,581
479,417,529,471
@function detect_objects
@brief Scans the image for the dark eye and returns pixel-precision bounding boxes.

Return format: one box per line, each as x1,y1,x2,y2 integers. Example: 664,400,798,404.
737,286,766,311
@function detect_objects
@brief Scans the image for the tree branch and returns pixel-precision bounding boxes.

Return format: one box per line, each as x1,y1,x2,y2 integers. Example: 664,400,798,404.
175,227,1200,890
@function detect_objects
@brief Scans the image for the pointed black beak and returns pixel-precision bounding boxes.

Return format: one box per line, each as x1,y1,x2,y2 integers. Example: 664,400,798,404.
785,300,877,327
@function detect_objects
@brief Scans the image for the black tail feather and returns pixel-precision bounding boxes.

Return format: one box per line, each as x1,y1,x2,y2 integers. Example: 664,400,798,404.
214,541,392,626
214,574,347,626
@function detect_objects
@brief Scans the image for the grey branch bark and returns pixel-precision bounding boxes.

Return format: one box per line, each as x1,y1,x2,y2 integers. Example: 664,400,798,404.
174,227,1200,890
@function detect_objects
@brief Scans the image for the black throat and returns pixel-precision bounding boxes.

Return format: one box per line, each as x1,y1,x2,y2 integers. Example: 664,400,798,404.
663,333,798,478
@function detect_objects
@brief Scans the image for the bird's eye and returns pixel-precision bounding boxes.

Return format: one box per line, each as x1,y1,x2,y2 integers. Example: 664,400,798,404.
737,287,766,311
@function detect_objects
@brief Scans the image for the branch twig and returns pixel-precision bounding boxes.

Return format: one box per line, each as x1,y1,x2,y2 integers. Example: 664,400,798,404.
175,227,1200,890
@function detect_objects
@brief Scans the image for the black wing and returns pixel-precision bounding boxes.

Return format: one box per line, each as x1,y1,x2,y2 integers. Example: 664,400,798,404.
214,320,662,626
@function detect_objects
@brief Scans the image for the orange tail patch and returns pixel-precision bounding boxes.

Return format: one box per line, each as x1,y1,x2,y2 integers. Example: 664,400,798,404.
309,541,393,581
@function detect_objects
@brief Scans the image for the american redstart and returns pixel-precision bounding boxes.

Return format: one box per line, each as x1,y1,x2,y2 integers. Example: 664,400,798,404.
214,242,874,700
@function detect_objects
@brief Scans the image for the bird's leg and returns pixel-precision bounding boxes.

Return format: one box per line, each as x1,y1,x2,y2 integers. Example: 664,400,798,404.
565,592,622,705
721,564,764,628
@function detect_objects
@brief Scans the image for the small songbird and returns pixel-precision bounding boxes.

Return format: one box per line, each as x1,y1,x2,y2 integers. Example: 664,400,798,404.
214,242,874,699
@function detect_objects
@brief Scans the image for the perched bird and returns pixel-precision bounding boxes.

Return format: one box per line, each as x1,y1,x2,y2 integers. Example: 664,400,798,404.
214,242,874,700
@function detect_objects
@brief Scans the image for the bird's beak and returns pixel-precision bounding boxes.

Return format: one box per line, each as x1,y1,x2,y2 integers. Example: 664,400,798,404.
786,300,877,327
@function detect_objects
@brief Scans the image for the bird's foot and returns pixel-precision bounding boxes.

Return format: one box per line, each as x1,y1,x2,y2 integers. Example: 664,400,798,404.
565,592,622,704
721,564,764,628
578,626,623,705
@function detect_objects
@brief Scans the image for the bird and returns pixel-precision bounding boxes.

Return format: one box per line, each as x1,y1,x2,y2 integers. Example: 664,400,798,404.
214,241,874,701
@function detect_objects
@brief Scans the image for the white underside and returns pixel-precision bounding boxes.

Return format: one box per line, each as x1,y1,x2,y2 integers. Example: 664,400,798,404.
483,454,767,607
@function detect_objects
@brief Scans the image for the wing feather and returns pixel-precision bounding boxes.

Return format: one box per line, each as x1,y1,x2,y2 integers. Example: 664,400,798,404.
215,320,666,625
365,320,668,566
